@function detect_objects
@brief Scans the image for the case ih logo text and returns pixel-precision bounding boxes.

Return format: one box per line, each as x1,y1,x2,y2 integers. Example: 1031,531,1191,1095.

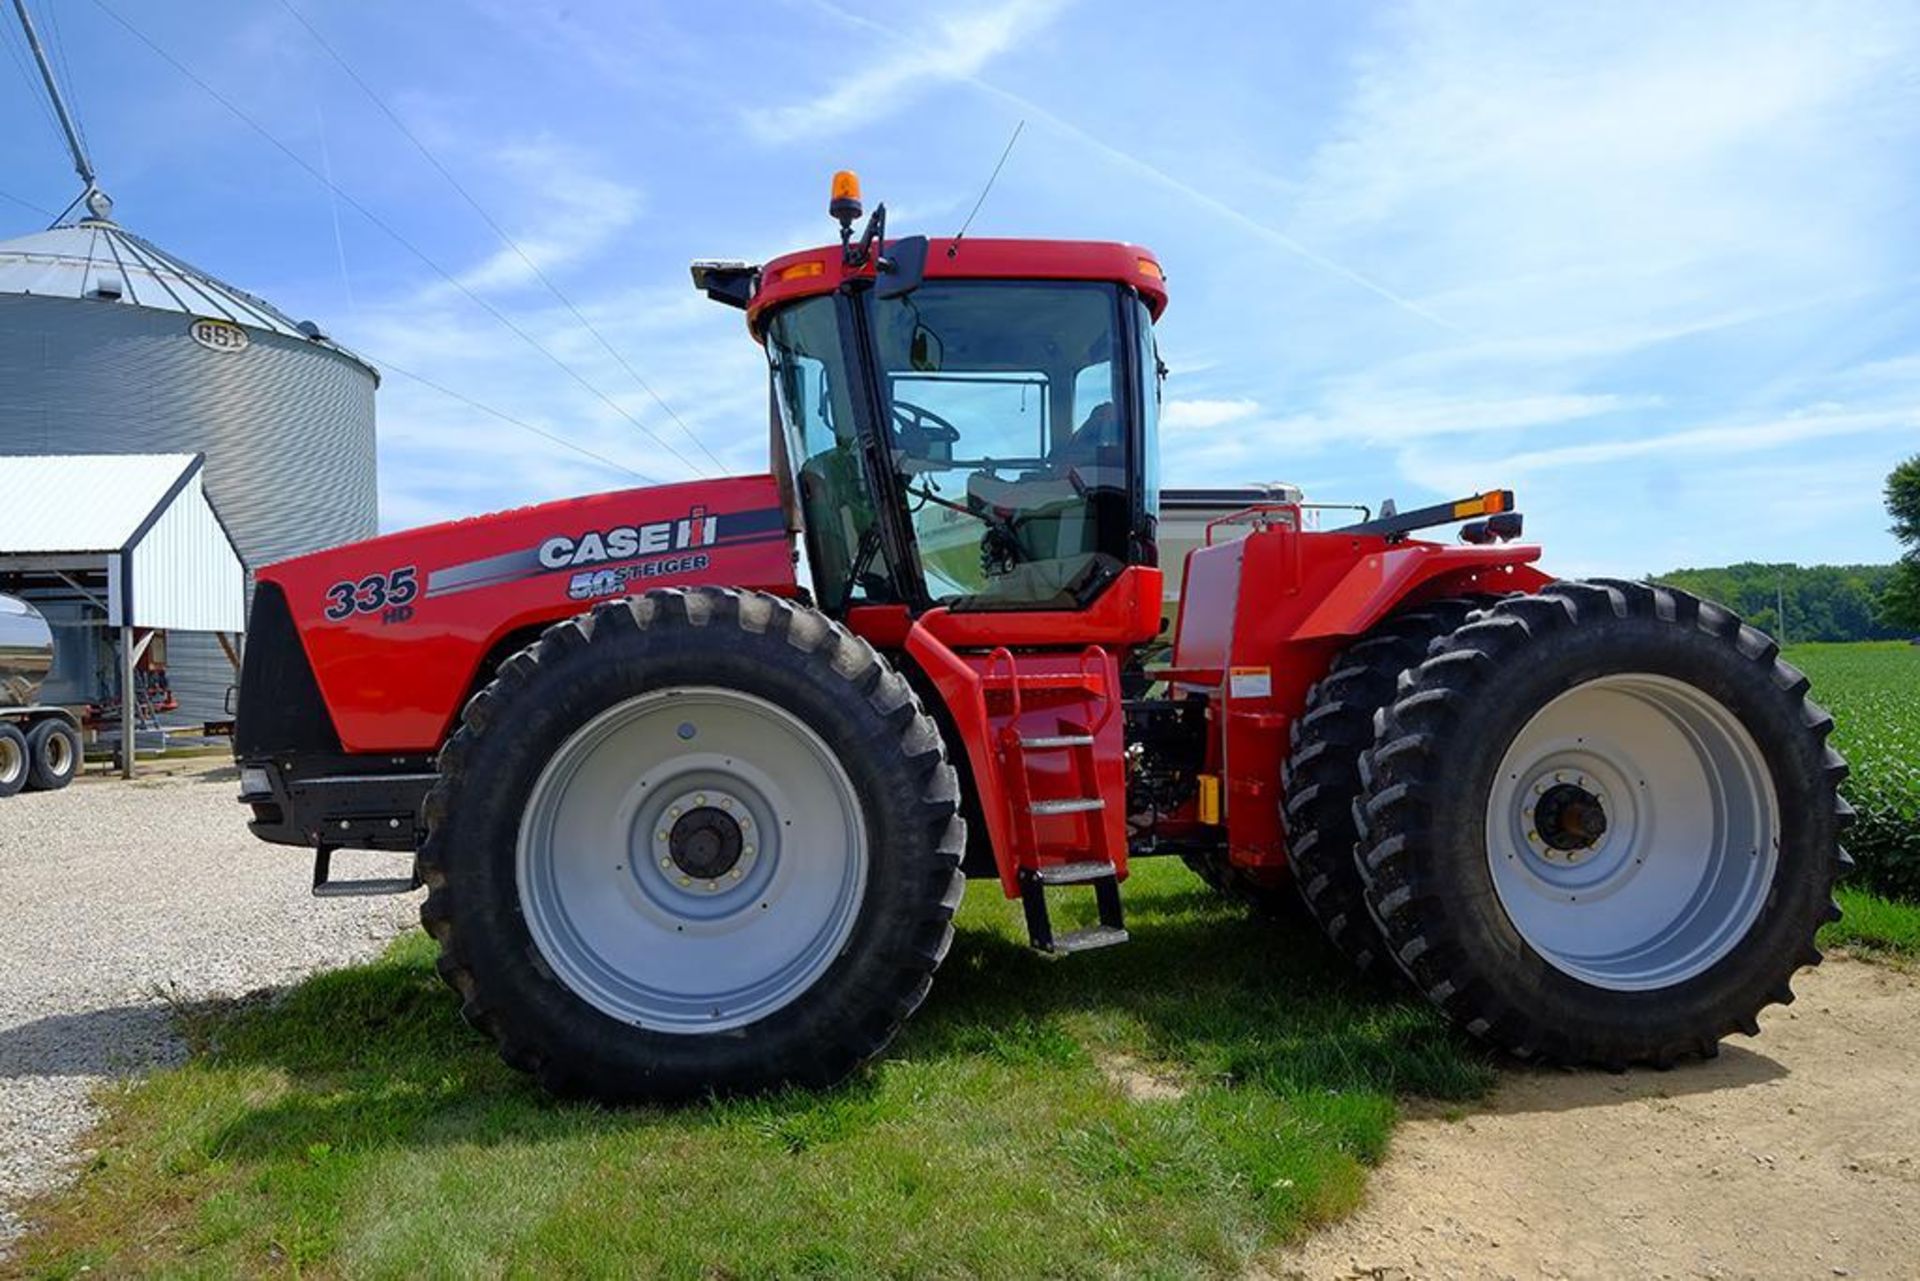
538,507,718,570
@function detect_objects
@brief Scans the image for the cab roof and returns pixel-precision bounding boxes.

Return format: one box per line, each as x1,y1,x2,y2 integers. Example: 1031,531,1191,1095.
746,237,1168,334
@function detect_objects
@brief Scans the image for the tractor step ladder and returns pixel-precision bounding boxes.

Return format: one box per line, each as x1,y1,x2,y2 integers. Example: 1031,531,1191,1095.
311,846,422,898
987,648,1128,955
1020,858,1127,954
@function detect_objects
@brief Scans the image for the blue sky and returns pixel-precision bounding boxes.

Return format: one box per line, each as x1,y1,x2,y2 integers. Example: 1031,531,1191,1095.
3,0,1917,577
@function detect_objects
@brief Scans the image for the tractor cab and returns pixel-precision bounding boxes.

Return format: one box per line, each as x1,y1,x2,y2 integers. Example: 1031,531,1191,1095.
695,174,1167,621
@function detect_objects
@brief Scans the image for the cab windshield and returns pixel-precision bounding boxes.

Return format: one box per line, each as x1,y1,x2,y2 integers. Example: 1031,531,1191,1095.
765,280,1152,612
876,281,1135,607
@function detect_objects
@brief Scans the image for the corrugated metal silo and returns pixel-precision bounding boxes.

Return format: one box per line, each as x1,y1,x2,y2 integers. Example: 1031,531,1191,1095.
0,216,380,719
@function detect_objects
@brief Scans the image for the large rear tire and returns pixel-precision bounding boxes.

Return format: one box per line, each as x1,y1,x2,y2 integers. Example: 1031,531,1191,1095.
1355,580,1850,1067
1281,599,1484,978
419,588,966,1102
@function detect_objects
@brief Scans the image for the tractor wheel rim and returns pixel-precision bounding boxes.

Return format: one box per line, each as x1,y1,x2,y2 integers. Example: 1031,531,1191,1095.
47,733,71,777
517,686,867,1034
0,738,20,785
1485,672,1779,992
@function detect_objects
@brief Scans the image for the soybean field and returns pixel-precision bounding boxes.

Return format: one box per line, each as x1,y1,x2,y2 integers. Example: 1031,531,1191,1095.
1789,642,1920,901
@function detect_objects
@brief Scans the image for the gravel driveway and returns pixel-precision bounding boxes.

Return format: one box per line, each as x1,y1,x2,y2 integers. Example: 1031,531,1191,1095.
0,758,419,1251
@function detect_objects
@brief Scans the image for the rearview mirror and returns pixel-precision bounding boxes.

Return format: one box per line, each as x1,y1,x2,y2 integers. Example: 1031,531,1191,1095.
876,235,928,299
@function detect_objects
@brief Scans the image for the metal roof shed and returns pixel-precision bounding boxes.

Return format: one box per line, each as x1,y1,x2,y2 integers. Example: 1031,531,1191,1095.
0,452,244,774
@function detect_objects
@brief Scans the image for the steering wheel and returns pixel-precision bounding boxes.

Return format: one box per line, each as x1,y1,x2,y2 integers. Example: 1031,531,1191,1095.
891,399,961,456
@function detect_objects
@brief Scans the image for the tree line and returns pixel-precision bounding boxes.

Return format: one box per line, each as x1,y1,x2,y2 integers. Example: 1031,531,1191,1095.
1651,563,1912,643
1651,453,1920,643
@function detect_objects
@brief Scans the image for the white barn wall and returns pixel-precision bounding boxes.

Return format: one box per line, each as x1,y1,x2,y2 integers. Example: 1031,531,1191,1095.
128,470,245,634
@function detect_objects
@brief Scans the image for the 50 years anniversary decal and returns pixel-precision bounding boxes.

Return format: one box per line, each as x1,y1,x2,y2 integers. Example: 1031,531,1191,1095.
319,504,785,623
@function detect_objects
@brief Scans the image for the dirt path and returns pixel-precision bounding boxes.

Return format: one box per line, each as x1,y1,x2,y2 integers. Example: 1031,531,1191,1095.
1270,957,1920,1279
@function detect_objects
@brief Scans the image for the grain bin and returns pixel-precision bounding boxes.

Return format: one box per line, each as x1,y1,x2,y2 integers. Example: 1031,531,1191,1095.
0,215,380,718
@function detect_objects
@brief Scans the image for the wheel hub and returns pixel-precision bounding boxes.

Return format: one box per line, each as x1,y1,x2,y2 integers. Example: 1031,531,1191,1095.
1531,779,1609,858
649,787,760,896
668,805,744,879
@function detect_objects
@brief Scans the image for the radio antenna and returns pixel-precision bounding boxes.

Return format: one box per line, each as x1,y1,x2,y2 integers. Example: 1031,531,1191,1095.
947,119,1024,259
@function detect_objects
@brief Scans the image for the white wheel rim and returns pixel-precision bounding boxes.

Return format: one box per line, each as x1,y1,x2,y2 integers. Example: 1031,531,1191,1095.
1485,673,1779,991
47,733,71,777
0,737,20,786
517,687,868,1034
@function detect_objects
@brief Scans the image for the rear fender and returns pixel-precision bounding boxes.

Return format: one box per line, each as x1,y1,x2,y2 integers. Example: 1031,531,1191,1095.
1171,527,1552,874
1290,542,1551,640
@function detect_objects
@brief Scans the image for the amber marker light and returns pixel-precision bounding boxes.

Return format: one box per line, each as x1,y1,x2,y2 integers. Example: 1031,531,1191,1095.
1453,491,1512,520
777,260,826,282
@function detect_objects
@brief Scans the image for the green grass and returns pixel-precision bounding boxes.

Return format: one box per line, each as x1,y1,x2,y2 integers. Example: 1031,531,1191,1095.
8,861,1492,1280
1786,641,1920,899
1822,887,1920,963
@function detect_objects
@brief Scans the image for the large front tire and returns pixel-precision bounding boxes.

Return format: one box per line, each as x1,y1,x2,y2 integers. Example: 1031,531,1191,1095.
1356,580,1849,1067
420,588,965,1102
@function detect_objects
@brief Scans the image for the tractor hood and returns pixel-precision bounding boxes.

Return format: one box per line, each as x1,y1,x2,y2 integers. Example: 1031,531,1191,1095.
250,474,796,753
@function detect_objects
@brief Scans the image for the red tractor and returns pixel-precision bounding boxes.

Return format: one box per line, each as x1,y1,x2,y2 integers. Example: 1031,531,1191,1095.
236,175,1849,1101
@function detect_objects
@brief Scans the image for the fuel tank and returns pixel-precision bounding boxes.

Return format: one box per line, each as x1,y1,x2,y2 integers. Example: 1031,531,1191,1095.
0,594,54,708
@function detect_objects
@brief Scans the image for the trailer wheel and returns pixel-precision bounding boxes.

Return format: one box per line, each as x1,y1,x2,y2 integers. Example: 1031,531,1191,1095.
0,724,26,798
1355,580,1850,1067
24,719,80,791
1281,598,1485,978
419,588,965,1102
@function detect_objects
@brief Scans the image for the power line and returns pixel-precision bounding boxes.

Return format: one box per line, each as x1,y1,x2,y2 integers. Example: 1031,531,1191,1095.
0,10,68,156
0,186,55,218
277,0,728,474
87,0,717,481
371,354,659,482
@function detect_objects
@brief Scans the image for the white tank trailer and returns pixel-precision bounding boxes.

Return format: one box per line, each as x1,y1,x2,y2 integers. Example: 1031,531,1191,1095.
0,593,82,796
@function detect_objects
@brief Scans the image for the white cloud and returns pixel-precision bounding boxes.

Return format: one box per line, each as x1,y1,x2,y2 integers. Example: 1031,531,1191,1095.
1277,391,1643,450
744,0,1067,143
1288,1,1920,337
1419,406,1920,488
1162,397,1259,433
442,138,645,295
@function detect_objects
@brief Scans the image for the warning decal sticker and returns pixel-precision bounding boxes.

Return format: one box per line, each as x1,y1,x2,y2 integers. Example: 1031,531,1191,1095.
1228,666,1272,699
